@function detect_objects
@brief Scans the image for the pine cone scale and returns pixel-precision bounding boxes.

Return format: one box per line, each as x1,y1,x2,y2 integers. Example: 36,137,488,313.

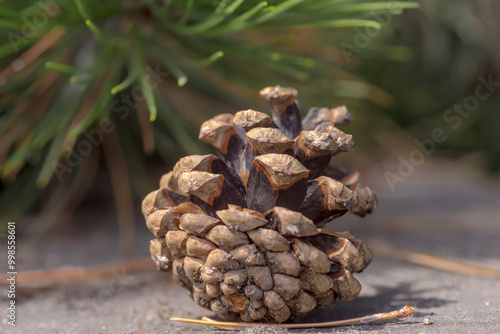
143,86,378,323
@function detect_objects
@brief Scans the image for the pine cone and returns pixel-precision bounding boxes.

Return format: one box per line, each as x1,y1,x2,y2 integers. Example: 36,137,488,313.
143,86,377,323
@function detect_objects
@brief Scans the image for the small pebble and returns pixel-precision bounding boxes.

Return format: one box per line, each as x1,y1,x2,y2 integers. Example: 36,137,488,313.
485,301,490,306
423,317,432,325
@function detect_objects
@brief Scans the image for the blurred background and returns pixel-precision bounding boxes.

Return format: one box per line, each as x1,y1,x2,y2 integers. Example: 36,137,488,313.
1,0,499,270
2,1,500,332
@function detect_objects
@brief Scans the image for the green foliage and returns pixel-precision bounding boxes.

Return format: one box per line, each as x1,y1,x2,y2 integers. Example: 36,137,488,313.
359,0,500,173
0,0,418,221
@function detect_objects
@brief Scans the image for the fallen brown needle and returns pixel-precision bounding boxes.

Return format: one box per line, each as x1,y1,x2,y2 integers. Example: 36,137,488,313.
370,242,500,280
170,305,414,330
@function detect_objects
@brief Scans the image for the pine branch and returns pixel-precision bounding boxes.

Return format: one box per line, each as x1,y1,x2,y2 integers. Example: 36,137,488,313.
0,0,419,222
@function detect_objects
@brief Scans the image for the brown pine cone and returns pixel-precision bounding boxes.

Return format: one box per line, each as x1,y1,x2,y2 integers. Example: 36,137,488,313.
143,86,377,323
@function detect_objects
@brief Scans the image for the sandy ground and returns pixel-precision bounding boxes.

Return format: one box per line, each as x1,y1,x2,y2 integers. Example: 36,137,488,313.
6,256,500,334
2,159,500,333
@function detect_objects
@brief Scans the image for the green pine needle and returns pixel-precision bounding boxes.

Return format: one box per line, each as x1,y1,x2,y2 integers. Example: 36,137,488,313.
0,0,420,221
45,61,79,75
186,51,224,68
75,0,91,21
85,20,104,42
306,19,382,29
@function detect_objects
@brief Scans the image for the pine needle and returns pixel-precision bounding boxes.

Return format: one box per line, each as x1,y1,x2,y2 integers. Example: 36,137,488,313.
171,305,414,330
136,100,155,154
0,26,66,85
45,61,79,74
0,0,420,222
371,242,500,280
85,20,104,42
0,258,157,288
185,51,224,68
102,129,135,257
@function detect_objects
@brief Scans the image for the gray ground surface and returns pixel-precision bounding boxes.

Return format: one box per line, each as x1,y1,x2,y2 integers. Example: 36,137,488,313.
2,159,500,333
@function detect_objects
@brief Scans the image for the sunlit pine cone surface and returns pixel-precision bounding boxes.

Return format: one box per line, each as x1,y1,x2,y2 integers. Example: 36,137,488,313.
143,86,378,323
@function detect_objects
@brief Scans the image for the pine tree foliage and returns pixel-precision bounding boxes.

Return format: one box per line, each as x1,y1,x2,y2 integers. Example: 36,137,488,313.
0,0,418,222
